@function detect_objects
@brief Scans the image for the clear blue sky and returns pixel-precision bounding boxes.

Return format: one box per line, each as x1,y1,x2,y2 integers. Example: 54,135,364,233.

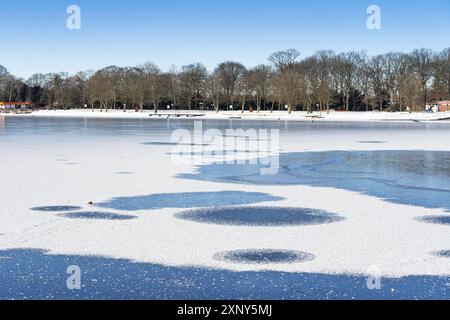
1,0,449,79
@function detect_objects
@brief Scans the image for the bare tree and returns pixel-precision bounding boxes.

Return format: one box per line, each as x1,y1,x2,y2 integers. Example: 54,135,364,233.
141,62,162,112
247,65,272,112
180,63,207,110
236,70,255,113
273,65,303,114
299,58,319,113
52,73,71,109
114,67,136,111
269,49,300,72
167,65,180,109
411,48,435,107
390,53,413,111
433,48,450,100
88,69,115,111
353,51,372,111
204,72,221,112
368,55,386,111
337,52,359,111
215,61,246,108
400,73,422,112
314,51,335,112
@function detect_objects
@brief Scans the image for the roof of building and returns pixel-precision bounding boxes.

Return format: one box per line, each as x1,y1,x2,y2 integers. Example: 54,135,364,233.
0,102,34,105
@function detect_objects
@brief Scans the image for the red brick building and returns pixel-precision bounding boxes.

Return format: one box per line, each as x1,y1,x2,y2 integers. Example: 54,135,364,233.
0,102,36,111
437,101,450,112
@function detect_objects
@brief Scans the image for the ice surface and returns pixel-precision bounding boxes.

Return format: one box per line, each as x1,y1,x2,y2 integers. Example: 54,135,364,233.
1,116,450,299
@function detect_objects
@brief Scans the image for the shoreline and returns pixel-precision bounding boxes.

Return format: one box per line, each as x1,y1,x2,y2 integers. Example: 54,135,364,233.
2,109,450,123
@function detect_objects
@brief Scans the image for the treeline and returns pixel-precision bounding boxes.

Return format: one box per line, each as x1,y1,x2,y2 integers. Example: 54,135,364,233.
1,48,449,113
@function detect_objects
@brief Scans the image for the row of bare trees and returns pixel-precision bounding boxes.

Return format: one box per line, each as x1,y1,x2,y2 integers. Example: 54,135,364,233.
1,48,449,113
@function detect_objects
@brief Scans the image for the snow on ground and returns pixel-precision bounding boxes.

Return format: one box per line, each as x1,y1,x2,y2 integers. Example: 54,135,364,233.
0,118,449,280
4,108,450,122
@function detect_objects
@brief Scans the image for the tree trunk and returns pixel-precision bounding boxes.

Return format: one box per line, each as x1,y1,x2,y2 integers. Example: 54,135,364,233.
194,93,199,110
215,97,220,113
345,93,350,111
365,94,369,112
423,84,427,107
288,103,293,114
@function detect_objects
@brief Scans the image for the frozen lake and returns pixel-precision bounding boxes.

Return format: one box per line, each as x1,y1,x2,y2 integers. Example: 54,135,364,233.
0,116,449,299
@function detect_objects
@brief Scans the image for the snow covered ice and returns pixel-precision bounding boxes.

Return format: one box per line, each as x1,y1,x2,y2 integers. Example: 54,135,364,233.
1,116,450,299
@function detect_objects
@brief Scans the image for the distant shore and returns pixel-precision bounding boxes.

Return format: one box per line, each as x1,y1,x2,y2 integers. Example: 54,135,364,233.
3,109,450,122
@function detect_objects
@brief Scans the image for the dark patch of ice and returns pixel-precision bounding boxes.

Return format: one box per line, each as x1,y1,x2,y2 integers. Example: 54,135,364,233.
175,206,344,226
433,250,450,258
31,206,82,212
97,191,283,211
58,211,137,220
416,216,450,225
214,249,315,264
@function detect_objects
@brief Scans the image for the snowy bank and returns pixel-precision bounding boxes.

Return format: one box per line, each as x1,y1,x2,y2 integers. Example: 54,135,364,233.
3,109,450,122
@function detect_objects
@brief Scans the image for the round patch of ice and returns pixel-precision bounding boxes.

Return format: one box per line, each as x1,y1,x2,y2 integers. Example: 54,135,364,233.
214,249,315,264
175,206,344,227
